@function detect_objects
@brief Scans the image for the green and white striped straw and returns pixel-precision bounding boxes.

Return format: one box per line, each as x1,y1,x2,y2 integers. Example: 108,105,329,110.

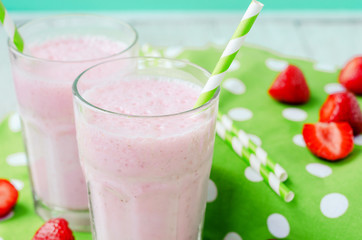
216,121,294,202
218,112,288,182
194,0,263,108
0,0,24,52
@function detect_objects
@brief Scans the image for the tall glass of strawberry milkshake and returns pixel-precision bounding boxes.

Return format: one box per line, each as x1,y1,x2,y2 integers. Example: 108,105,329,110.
8,14,138,231
73,57,219,239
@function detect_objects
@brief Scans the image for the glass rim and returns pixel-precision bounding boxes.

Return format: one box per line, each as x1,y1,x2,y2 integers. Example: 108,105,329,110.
8,13,138,64
72,56,220,119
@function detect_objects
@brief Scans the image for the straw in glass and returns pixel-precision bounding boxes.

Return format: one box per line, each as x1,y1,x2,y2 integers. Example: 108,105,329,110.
216,121,294,202
194,0,263,108
0,0,24,52
218,112,288,181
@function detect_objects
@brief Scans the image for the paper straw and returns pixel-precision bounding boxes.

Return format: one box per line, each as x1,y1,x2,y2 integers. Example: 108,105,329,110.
194,0,263,108
216,121,294,202
0,0,24,52
218,112,288,182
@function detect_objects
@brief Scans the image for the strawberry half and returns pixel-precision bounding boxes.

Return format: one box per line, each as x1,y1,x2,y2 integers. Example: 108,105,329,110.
302,122,354,161
268,65,310,104
33,218,74,240
319,92,362,135
339,56,362,95
0,179,19,217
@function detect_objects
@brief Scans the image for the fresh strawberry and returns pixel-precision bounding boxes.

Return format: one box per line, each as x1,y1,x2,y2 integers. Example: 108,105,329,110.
339,56,362,95
302,122,354,161
319,92,362,135
268,65,310,104
33,218,74,240
0,179,18,217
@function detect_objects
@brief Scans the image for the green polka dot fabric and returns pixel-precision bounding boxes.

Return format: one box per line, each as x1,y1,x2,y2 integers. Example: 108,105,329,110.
1,45,362,239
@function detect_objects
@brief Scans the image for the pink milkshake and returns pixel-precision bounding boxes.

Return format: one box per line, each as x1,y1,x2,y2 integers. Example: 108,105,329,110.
8,15,138,231
73,57,219,239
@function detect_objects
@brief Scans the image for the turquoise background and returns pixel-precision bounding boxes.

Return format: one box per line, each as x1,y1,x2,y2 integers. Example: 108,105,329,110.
2,0,362,11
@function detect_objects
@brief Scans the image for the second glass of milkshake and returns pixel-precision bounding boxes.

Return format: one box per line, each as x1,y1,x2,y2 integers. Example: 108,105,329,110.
73,57,220,239
8,14,138,231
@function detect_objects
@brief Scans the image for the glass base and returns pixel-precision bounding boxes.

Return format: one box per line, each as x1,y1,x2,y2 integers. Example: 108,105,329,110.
34,199,90,232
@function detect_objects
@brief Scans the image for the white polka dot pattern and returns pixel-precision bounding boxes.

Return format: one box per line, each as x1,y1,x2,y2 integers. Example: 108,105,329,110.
324,83,346,94
10,179,24,190
164,46,183,58
8,113,22,132
306,163,332,178
313,63,337,73
267,213,290,238
320,193,349,218
265,58,288,71
282,108,307,122
207,179,218,203
293,134,306,147
228,60,241,71
6,152,27,166
224,232,242,240
222,78,246,95
244,167,263,182
228,108,253,122
354,135,362,146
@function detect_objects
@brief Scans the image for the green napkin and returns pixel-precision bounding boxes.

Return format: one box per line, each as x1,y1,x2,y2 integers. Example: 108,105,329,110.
1,45,361,239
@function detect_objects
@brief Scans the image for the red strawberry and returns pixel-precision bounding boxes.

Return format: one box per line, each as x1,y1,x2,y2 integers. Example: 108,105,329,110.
319,92,362,135
339,56,362,95
33,218,74,240
268,65,310,104
302,122,354,161
0,179,18,217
